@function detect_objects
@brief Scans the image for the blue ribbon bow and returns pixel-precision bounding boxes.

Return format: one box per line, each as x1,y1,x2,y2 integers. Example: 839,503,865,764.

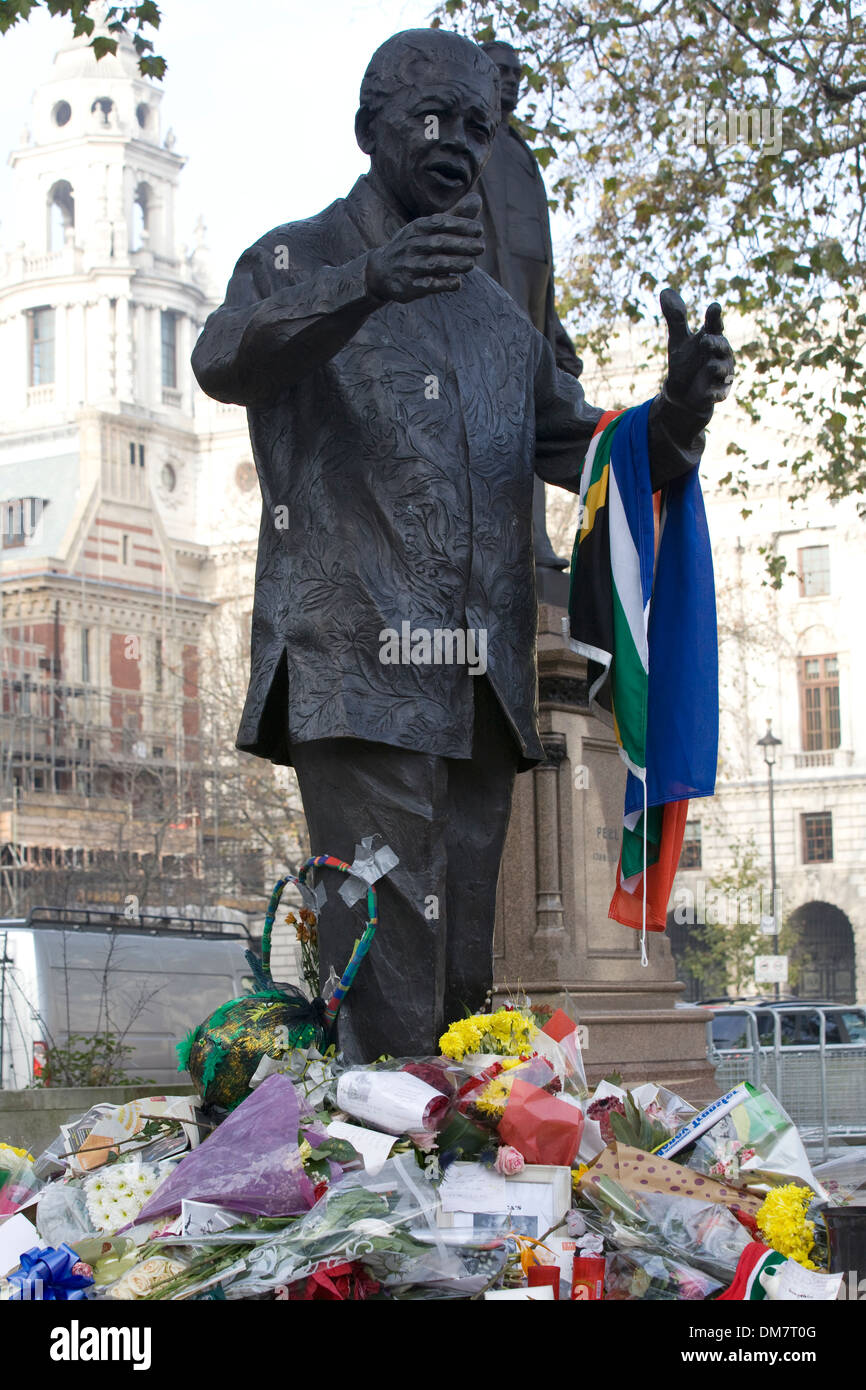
7,1242,93,1301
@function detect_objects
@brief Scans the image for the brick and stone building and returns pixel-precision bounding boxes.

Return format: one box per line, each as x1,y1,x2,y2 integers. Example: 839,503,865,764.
0,19,303,932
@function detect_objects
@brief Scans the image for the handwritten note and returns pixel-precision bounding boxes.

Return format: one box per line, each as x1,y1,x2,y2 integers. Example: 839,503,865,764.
440,1162,507,1214
326,1121,396,1177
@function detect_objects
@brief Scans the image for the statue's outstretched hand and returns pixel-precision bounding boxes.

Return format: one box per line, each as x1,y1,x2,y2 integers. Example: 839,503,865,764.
660,288,735,416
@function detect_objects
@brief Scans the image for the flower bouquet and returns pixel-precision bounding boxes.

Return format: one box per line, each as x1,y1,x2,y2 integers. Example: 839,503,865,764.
755,1183,819,1269
0,1144,42,1216
684,1085,826,1196
604,1248,722,1301
439,1007,538,1069
133,1154,508,1301
578,1169,754,1282
84,1158,162,1233
454,1054,558,1128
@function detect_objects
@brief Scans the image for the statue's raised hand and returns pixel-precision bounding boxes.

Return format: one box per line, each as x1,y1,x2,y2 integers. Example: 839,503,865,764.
660,288,735,415
366,194,485,303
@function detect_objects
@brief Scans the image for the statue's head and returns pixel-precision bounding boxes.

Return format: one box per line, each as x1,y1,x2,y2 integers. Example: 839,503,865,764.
480,40,522,114
356,29,500,219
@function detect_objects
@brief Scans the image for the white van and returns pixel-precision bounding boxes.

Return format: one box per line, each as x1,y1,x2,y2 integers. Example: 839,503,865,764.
0,907,253,1089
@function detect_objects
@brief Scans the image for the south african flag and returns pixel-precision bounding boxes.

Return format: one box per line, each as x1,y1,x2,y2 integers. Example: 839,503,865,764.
564,399,718,957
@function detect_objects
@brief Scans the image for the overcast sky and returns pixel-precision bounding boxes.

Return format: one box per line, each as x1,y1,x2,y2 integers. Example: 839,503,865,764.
0,0,450,284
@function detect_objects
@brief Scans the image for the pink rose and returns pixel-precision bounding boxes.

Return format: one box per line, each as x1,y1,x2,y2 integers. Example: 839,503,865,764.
407,1130,438,1153
495,1145,525,1176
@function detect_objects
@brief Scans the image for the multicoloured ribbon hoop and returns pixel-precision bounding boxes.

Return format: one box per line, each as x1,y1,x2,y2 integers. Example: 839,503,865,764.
260,854,378,1034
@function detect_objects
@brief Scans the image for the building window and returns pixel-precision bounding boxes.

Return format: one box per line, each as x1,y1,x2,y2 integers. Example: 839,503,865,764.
129,442,145,468
91,96,114,126
2,497,47,548
122,534,129,565
798,545,830,597
28,307,55,386
81,628,91,683
680,819,702,869
154,636,163,693
798,654,841,751
802,811,833,863
132,182,150,251
48,180,75,252
161,311,177,389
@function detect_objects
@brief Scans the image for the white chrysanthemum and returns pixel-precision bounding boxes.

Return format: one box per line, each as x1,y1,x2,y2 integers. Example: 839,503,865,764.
86,1191,116,1233
84,1158,159,1233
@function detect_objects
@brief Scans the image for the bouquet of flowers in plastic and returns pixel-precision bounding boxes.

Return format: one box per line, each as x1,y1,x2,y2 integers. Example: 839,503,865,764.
604,1248,723,1301
0,1144,42,1216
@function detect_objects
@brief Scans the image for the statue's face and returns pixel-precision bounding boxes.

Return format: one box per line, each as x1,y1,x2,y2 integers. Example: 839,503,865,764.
485,44,522,112
363,68,499,219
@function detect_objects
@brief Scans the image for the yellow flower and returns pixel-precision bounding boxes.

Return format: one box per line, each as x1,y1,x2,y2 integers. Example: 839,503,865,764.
571,1163,589,1190
439,1008,536,1060
439,1016,484,1059
756,1183,818,1270
0,1143,32,1160
476,1077,514,1117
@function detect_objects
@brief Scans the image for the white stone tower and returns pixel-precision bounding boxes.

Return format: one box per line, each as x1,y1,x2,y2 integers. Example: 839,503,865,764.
0,13,224,535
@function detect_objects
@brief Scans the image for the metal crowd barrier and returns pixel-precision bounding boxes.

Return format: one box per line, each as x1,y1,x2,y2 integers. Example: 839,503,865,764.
708,1006,866,1160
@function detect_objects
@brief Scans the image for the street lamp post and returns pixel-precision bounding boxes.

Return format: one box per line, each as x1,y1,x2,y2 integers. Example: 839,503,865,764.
757,719,783,1000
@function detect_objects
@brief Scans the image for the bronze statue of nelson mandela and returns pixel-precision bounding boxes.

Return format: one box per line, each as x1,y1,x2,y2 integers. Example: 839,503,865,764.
192,28,734,1062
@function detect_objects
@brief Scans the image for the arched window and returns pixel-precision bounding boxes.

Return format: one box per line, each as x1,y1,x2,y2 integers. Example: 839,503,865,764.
91,96,114,126
48,179,74,252
132,181,150,251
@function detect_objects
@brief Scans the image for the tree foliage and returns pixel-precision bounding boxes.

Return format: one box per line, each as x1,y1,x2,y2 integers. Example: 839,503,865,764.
435,0,866,513
0,1,166,78
674,832,802,995
679,834,768,995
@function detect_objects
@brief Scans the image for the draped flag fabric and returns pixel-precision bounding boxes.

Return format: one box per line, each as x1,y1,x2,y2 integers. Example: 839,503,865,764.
563,400,718,960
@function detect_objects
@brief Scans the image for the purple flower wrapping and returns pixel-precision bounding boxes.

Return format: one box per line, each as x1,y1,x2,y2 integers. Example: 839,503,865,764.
134,1075,318,1221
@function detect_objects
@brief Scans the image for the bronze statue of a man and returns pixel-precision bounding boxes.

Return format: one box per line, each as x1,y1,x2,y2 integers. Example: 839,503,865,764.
192,29,733,1062
477,38,583,585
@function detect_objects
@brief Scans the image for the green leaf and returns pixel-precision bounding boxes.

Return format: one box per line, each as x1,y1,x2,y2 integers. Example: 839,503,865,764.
91,35,118,60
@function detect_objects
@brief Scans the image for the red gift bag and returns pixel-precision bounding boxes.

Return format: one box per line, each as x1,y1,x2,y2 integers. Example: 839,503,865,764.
498,1080,584,1166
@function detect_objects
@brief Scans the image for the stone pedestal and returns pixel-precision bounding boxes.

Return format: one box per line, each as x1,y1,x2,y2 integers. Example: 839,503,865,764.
493,603,718,1106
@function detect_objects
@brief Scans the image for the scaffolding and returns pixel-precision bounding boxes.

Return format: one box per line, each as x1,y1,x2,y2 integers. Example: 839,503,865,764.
0,556,272,919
